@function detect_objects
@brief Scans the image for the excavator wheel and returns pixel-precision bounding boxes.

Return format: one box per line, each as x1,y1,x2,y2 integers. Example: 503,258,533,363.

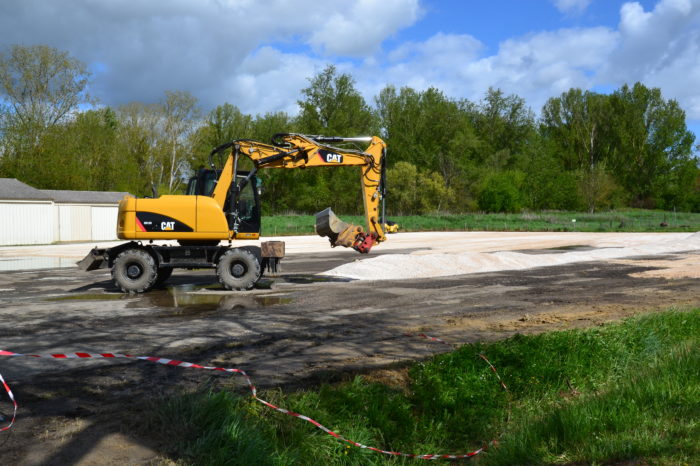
216,248,261,291
111,248,158,293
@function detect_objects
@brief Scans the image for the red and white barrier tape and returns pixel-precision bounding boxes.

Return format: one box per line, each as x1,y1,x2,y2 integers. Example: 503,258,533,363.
0,371,17,433
0,334,503,460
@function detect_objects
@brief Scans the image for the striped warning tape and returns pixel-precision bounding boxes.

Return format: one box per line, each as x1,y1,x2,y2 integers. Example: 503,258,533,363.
0,371,17,433
0,334,503,460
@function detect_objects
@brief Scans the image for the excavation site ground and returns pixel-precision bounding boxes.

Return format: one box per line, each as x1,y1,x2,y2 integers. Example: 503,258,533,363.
1,232,699,464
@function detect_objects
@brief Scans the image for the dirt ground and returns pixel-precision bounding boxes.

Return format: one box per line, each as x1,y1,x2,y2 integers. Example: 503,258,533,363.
1,233,699,465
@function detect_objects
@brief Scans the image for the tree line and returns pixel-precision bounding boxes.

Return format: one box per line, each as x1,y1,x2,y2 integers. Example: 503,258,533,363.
1,45,698,215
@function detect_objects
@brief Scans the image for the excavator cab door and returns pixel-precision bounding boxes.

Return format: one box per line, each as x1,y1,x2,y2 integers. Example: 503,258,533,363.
229,172,261,234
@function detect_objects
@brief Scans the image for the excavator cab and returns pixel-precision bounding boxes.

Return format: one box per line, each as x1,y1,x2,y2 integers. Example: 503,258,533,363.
184,168,261,235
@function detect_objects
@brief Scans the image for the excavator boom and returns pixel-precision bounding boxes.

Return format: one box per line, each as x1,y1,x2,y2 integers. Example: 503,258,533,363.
210,133,387,251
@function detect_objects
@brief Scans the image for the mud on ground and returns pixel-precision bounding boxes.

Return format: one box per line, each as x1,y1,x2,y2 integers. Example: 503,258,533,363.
1,247,699,464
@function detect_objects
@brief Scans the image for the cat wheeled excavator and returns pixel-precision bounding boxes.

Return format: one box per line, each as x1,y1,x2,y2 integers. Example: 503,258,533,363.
78,133,388,293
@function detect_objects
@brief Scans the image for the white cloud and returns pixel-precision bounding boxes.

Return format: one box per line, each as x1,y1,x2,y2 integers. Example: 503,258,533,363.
355,27,617,115
359,0,700,120
1,0,700,125
552,0,593,15
0,0,420,112
604,0,700,117
308,0,421,56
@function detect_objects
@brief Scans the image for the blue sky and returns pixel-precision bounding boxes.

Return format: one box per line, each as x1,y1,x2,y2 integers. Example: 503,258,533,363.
1,0,699,142
403,1,657,49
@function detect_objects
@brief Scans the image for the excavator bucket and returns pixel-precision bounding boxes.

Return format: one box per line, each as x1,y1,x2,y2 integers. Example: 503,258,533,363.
315,207,364,249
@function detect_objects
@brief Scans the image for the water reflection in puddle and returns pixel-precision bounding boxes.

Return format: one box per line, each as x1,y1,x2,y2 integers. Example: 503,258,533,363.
512,245,616,255
48,283,294,317
143,285,294,317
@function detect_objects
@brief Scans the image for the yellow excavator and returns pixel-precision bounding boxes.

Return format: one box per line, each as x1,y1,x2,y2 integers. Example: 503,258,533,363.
78,133,388,292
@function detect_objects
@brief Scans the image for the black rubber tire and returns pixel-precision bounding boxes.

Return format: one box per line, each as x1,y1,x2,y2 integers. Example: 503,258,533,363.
216,248,260,291
111,248,158,293
155,267,173,286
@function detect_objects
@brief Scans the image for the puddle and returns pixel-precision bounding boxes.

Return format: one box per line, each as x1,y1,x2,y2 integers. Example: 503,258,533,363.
513,245,608,255
47,293,130,302
284,274,353,284
125,286,296,317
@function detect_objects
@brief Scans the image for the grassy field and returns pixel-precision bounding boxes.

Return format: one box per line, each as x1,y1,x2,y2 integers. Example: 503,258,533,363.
262,209,700,236
151,309,700,465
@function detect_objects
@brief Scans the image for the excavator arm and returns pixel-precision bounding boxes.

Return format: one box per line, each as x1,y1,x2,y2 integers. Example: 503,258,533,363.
210,133,387,253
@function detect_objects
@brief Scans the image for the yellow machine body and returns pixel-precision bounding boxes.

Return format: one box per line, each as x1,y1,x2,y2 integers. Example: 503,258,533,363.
118,195,258,241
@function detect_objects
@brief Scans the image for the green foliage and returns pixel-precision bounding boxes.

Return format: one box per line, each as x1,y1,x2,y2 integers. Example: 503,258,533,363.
522,147,581,211
376,86,479,190
477,171,524,212
0,44,92,180
608,83,696,208
153,391,283,465
386,161,453,214
153,310,700,465
1,45,698,215
297,64,377,136
471,87,537,169
114,91,200,196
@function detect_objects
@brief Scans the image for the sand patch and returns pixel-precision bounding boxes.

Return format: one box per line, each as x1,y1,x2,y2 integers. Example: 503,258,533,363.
325,232,700,280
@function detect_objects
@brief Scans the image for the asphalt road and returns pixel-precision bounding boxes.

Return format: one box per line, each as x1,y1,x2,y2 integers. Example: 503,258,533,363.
2,246,699,386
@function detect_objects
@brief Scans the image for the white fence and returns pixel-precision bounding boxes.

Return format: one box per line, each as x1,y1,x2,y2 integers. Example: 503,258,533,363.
0,201,119,246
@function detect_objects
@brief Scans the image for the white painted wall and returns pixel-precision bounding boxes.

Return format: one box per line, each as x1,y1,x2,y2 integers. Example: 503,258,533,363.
0,201,120,245
0,201,55,245
91,206,118,241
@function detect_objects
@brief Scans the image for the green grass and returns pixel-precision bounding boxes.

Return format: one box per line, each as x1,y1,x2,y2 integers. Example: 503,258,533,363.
151,309,700,465
262,209,700,236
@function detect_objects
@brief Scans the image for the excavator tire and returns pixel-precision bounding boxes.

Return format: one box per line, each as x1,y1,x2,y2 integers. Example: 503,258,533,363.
216,248,260,291
111,248,158,293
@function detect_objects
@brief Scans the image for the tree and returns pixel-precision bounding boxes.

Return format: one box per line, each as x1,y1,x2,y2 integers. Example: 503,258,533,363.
387,161,453,215
477,171,525,213
115,91,200,195
191,103,253,167
3,107,127,191
541,89,612,171
297,65,376,135
521,137,582,211
0,44,90,129
541,89,616,212
470,88,536,169
160,90,200,193
609,83,696,207
292,65,377,215
376,85,479,209
0,44,91,178
116,101,162,196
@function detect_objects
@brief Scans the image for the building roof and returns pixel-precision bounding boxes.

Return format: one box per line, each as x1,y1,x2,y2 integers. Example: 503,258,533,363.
0,178,52,201
40,189,130,204
0,178,130,204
